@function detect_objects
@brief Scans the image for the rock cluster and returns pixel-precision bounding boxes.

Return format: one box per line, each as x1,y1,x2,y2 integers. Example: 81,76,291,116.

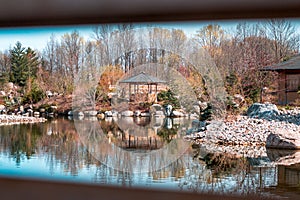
185,117,274,146
185,103,300,150
0,114,47,126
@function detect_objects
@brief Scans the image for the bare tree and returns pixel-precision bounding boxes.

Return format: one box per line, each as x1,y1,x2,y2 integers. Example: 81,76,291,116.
195,24,225,59
61,31,84,78
92,24,114,66
266,19,299,62
43,34,57,74
0,50,10,85
116,23,137,72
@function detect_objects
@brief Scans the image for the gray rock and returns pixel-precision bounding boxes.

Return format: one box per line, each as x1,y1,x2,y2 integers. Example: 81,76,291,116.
34,112,40,117
7,82,14,89
78,112,84,117
121,110,134,117
155,110,165,117
140,112,150,117
112,111,118,117
150,104,163,115
193,105,200,114
266,128,300,150
247,103,279,120
50,106,58,110
0,104,5,111
39,108,46,113
134,110,141,117
172,110,185,117
165,104,173,117
105,111,113,117
84,110,98,116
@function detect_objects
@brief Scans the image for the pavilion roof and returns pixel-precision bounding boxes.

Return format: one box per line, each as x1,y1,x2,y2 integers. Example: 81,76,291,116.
263,54,300,71
119,72,166,84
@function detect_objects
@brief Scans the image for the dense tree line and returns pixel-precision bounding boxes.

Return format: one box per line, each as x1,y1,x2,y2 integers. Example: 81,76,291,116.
0,19,299,107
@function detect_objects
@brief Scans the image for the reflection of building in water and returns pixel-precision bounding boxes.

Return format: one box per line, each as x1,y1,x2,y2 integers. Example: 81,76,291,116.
115,131,164,150
105,117,187,150
277,164,300,186
111,123,180,150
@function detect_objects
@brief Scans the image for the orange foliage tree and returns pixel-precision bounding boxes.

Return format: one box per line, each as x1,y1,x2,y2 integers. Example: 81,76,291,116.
98,65,124,99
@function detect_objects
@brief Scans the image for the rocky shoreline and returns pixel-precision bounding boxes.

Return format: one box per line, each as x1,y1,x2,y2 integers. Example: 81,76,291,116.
185,103,300,157
0,114,47,126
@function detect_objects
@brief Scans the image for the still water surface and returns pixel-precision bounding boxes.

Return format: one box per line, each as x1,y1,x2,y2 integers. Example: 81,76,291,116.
0,117,300,199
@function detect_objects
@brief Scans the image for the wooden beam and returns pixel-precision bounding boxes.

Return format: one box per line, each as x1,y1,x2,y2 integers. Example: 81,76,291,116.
0,176,276,200
1,1,300,27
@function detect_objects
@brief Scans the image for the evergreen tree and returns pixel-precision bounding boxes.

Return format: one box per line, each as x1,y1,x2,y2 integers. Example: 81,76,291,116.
10,41,27,86
9,42,39,87
25,47,39,80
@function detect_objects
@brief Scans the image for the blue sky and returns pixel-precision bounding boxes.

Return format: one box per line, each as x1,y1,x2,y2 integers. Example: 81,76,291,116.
0,20,241,52
0,25,94,52
1,19,300,52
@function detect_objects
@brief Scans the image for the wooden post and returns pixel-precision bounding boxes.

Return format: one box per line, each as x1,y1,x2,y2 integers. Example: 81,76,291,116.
284,71,287,105
128,135,131,148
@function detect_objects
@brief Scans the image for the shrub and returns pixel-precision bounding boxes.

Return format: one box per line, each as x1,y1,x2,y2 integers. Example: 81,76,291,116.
157,89,180,109
23,79,45,104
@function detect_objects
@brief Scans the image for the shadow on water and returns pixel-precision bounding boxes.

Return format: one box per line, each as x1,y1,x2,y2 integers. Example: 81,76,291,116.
0,117,300,198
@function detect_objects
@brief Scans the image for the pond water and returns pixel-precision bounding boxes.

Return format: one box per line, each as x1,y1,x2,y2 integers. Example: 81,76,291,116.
0,117,300,199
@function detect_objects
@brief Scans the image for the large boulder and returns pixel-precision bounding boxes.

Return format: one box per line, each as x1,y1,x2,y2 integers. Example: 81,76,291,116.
266,128,300,150
150,104,164,116
0,104,5,111
247,103,279,120
105,110,113,117
155,110,165,117
172,110,185,117
7,82,14,90
0,91,5,96
84,110,98,116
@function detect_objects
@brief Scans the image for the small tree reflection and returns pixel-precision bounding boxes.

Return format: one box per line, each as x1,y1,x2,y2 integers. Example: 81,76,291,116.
0,123,43,166
177,148,277,197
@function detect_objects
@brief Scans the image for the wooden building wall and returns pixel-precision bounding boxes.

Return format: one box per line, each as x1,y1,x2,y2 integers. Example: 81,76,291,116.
277,70,300,105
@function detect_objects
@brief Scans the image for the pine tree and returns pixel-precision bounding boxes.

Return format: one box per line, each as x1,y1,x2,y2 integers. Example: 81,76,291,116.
9,42,39,87
10,41,27,86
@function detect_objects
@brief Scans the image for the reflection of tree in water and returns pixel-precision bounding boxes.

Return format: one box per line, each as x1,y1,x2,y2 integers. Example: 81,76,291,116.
157,125,178,143
38,119,92,176
151,157,186,181
0,119,277,196
178,148,277,197
93,164,133,187
0,123,43,166
0,119,99,176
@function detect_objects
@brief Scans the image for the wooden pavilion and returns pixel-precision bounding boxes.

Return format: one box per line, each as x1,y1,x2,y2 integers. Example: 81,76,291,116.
119,72,166,102
264,55,300,105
